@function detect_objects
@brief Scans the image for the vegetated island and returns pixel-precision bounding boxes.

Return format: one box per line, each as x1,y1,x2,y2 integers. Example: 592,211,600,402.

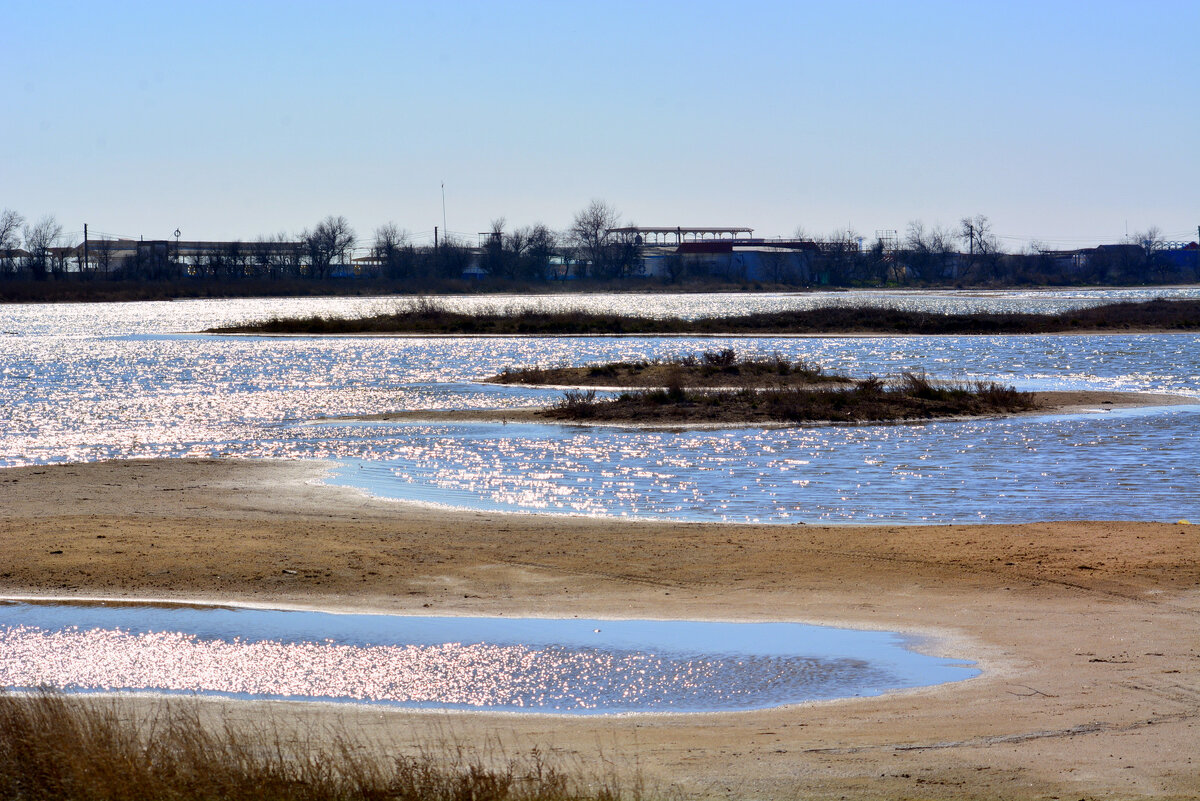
210,297,1200,336
346,349,1050,426
494,350,1039,424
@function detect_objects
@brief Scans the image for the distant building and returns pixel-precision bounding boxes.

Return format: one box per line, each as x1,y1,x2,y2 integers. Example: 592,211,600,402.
607,226,825,282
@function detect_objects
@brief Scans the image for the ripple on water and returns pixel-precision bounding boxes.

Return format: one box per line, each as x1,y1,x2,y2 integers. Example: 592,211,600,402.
329,407,1200,524
3,293,1199,524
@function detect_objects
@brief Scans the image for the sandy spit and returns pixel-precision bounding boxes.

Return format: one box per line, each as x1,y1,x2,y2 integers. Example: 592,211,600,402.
1,458,1198,800
330,389,1197,428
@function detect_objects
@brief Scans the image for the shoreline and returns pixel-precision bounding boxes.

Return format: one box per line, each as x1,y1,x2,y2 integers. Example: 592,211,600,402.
1,458,1198,799
329,388,1198,428
211,327,1200,338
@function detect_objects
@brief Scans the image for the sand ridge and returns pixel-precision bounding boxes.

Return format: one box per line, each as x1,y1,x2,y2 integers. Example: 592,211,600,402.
1,459,1198,799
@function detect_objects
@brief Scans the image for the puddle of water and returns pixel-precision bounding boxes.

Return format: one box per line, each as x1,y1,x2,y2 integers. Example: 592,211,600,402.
0,602,976,714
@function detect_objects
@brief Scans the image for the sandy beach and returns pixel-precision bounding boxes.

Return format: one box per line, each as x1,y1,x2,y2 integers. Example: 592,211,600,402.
2,458,1198,799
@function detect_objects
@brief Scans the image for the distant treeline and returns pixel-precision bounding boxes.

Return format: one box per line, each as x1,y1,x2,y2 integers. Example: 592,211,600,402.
2,204,1197,302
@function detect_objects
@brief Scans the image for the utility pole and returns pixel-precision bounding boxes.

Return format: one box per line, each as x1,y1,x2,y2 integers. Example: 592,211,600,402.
83,223,88,276
434,226,439,253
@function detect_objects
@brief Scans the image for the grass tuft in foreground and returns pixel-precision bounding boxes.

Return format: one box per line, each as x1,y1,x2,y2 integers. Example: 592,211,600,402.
0,690,640,801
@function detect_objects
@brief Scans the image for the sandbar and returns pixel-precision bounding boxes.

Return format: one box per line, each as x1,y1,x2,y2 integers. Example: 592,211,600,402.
1,458,1198,799
334,389,1196,427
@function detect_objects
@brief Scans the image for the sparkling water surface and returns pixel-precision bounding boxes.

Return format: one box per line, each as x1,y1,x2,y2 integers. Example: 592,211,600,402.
0,602,976,713
2,290,1198,522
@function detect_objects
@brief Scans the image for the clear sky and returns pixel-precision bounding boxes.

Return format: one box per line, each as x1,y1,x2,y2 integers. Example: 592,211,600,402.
4,0,1198,252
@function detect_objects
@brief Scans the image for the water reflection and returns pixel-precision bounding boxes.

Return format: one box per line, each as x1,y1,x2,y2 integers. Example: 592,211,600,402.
327,406,1200,523
0,603,976,714
2,293,1199,524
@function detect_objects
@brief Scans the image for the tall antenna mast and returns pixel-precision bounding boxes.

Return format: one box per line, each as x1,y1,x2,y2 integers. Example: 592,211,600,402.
441,182,447,241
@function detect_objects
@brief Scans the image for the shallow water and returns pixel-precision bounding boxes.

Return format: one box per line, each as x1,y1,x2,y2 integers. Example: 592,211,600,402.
326,405,1200,523
0,602,976,714
2,290,1198,522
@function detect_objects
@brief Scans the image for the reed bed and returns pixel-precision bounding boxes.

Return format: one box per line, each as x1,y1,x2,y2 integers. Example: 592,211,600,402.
544,370,1038,424
493,349,1037,423
493,349,846,389
211,298,1200,336
0,691,640,801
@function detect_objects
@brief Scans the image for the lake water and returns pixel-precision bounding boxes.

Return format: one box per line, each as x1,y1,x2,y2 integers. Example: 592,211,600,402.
0,601,976,713
2,289,1198,523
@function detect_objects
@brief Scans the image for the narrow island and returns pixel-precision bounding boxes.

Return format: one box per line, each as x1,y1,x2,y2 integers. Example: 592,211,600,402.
211,297,1200,336
343,348,1193,428
491,349,1040,424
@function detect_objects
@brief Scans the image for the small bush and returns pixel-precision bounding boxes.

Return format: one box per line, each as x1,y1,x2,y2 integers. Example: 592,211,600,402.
701,348,737,369
556,388,599,417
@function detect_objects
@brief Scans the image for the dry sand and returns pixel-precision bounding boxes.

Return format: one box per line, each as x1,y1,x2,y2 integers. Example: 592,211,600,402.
1,458,1198,800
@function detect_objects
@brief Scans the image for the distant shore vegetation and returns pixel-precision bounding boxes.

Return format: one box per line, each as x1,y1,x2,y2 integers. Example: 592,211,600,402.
490,349,1040,424
212,297,1200,336
2,203,1197,302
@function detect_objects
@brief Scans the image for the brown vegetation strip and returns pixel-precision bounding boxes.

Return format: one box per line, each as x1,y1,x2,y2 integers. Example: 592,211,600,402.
491,348,850,389
491,349,1039,424
211,298,1200,335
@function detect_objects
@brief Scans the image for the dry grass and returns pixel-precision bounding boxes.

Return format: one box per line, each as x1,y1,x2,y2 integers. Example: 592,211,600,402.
540,368,1039,425
0,691,641,801
494,349,1037,424
211,298,1200,336
495,349,845,390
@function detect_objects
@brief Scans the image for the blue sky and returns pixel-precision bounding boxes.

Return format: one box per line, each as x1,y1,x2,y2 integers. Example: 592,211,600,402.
4,0,1197,251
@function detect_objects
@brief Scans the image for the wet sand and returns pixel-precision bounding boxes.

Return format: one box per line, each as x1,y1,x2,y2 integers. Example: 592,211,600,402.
1,458,1198,799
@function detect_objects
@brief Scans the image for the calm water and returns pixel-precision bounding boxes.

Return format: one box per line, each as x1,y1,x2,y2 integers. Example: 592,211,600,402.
2,290,1198,522
0,601,976,713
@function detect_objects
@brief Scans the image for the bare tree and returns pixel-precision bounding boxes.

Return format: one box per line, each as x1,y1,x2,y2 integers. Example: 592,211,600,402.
959,214,998,257
372,222,411,279
1131,226,1164,256
92,236,116,278
480,217,508,278
0,209,24,275
957,215,1006,282
251,237,277,279
22,216,62,281
570,200,622,278
502,225,528,280
303,215,356,279
1132,227,1168,281
430,233,471,279
522,223,557,281
904,221,956,282
819,227,863,284
274,232,303,278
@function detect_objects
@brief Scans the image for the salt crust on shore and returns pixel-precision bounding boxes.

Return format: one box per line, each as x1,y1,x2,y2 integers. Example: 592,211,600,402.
1,458,1198,800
